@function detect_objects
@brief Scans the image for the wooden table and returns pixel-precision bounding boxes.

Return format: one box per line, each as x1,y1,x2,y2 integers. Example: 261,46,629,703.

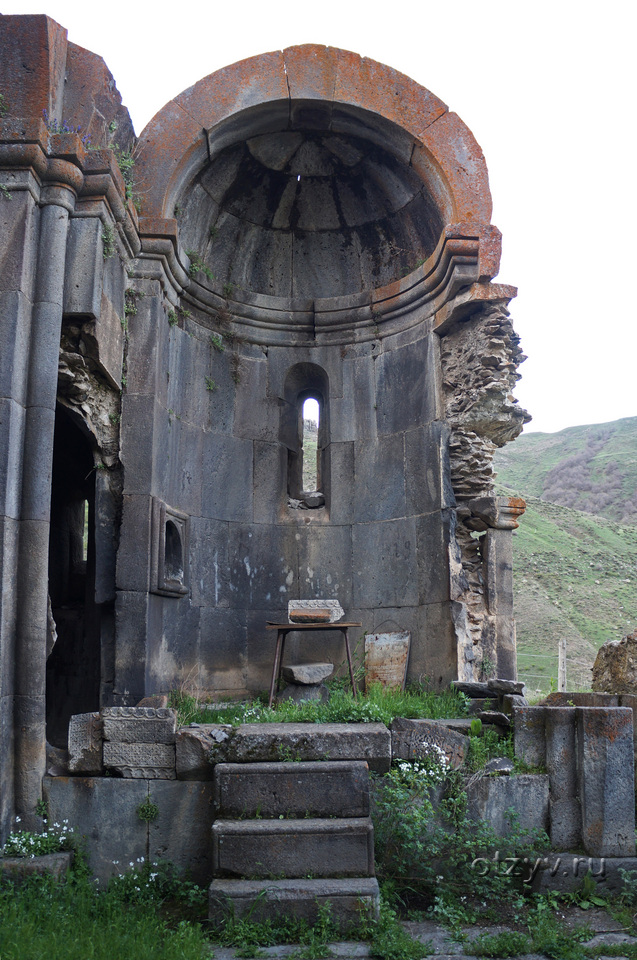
266,622,362,707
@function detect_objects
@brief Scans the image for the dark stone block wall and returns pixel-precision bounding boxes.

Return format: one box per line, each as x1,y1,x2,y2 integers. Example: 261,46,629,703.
0,17,529,835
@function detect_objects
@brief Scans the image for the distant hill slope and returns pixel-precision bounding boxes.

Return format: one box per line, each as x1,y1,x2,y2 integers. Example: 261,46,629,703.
501,492,637,692
492,417,637,524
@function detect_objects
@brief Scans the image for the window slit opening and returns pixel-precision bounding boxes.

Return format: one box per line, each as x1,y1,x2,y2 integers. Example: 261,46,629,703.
302,397,319,493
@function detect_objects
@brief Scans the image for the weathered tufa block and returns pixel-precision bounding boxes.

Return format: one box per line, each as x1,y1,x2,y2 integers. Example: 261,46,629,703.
390,717,467,769
577,707,635,857
68,712,103,774
592,631,637,694
487,678,525,696
212,818,375,878
103,741,176,779
223,723,391,773
213,761,370,819
176,725,233,779
101,706,177,744
281,662,333,684
288,599,344,623
466,774,550,838
513,705,546,768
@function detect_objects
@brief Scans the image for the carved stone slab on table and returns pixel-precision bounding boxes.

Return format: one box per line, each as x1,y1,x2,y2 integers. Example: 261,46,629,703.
288,600,344,623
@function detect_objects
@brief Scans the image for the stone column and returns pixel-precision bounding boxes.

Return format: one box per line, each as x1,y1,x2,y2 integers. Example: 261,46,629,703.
14,162,80,826
467,495,525,679
545,706,580,849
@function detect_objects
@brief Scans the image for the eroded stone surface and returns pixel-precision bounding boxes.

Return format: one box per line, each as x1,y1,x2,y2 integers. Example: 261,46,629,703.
592,631,637,693
103,742,176,779
281,662,333,684
68,713,103,775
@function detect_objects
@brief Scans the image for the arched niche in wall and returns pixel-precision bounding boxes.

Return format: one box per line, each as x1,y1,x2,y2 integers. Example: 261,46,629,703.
280,363,330,507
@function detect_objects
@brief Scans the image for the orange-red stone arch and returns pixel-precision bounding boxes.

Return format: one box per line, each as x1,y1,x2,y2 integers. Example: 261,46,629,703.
134,45,493,233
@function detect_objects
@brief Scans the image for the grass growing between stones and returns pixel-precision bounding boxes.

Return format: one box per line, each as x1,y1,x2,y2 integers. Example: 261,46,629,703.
170,682,470,727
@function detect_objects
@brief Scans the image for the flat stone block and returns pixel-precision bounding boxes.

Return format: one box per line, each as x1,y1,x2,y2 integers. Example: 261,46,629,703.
213,761,370,818
391,717,468,769
466,774,550,839
0,852,73,884
176,725,233,780
224,723,391,773
68,712,103,775
103,742,176,779
282,662,334,684
212,817,375,878
209,876,380,925
488,678,525,696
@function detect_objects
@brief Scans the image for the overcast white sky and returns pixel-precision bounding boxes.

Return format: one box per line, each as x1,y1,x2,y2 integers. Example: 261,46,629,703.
4,0,635,434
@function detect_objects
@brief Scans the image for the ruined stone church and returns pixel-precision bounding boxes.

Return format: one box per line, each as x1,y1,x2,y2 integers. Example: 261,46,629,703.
0,14,529,834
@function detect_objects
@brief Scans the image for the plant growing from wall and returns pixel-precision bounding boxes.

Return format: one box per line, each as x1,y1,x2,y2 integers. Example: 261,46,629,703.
1,183,12,200
0,92,8,117
102,223,115,260
185,250,214,283
136,797,159,823
205,377,218,393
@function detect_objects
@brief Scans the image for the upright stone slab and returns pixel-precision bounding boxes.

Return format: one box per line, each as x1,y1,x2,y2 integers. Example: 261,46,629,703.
513,705,546,768
577,707,635,857
68,712,103,775
545,706,580,849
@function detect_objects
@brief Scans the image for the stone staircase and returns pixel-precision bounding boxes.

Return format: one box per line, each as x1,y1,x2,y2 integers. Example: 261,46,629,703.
209,760,380,924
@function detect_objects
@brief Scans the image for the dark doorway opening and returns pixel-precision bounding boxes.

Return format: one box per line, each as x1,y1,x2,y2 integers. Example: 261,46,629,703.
46,407,101,748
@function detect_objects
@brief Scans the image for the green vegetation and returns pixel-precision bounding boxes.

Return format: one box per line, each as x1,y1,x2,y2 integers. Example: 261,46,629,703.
101,223,115,260
0,92,8,117
204,376,218,392
493,419,637,693
0,183,11,200
186,250,214,283
493,417,637,524
136,797,159,823
168,682,470,728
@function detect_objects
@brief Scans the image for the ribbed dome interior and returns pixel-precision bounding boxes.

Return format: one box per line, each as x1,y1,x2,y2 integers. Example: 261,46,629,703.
179,127,444,301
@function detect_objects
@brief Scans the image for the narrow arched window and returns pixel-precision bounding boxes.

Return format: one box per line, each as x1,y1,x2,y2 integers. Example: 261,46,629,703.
281,363,329,510
302,397,320,493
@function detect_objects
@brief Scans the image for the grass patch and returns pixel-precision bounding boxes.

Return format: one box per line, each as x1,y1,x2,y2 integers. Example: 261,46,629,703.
169,682,470,728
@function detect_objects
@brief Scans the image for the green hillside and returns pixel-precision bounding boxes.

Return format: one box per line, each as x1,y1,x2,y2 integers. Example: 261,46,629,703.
493,417,637,692
504,493,637,693
493,417,637,524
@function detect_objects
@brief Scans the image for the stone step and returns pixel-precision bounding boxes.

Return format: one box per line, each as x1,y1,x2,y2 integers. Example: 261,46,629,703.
205,722,391,773
209,877,380,925
213,760,370,819
212,817,375,879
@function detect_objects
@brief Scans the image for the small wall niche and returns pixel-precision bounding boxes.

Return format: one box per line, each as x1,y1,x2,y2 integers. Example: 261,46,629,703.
151,499,189,597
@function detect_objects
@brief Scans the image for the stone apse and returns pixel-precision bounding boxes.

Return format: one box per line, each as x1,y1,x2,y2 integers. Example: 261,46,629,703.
0,14,529,831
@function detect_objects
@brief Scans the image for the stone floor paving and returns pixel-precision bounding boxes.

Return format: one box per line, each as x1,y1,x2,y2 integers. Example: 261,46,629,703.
210,908,637,959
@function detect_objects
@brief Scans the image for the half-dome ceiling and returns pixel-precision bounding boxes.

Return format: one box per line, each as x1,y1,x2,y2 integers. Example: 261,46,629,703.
179,124,445,301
